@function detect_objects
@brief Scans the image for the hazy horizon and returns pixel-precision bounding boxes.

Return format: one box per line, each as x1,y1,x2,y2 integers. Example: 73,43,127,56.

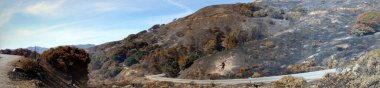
0,0,252,49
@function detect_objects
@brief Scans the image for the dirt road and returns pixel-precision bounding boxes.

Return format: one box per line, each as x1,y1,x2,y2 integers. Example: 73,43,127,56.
0,54,21,88
146,69,337,85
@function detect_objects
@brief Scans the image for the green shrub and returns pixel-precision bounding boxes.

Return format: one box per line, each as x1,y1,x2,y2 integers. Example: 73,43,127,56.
100,67,122,78
123,51,144,66
112,54,125,63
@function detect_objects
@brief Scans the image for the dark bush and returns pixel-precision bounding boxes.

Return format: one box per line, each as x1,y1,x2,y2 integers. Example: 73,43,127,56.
100,67,122,78
124,51,144,66
9,48,38,58
112,54,126,63
0,49,12,54
9,57,42,80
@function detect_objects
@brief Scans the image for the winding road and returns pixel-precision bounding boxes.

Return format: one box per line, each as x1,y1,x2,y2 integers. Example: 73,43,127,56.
146,69,337,85
0,54,21,88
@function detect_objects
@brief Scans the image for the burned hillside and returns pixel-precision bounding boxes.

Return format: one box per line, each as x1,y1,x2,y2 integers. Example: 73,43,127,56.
88,0,380,84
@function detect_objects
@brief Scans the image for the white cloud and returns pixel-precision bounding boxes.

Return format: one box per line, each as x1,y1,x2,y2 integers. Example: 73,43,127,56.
25,0,65,17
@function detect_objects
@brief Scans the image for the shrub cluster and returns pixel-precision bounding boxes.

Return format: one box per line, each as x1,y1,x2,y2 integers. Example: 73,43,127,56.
9,57,42,80
41,46,90,85
0,48,38,58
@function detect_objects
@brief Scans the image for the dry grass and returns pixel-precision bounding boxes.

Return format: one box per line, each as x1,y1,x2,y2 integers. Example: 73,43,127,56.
312,49,380,87
252,72,262,78
263,41,275,48
286,60,316,73
16,58,39,71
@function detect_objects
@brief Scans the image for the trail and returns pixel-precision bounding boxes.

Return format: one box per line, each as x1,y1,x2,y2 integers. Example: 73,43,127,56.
0,54,21,88
146,69,336,85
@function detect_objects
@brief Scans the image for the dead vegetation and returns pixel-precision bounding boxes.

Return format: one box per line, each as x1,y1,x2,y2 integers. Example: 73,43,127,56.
286,60,324,73
271,76,306,88
310,49,380,87
0,48,39,58
8,46,91,87
41,46,91,86
8,57,41,80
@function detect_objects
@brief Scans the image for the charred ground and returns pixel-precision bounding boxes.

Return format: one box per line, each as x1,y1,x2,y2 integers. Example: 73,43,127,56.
85,0,380,87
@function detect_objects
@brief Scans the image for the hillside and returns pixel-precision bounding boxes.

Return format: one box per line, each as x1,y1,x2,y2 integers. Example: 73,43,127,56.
87,0,380,86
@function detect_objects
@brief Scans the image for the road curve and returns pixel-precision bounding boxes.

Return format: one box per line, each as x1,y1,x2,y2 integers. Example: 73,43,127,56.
146,69,337,85
0,54,21,88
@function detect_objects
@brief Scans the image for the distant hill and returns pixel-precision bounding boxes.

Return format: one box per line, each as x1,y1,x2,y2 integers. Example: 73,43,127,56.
25,44,95,54
25,46,48,54
73,44,96,49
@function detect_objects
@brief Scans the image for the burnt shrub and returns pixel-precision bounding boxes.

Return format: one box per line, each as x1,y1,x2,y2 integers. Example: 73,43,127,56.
10,48,38,58
9,57,42,80
41,46,90,84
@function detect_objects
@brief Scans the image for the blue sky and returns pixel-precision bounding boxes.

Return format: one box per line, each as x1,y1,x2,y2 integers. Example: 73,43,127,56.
0,0,252,49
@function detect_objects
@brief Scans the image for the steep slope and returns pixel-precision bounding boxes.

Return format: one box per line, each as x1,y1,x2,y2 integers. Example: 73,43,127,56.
88,0,380,82
179,0,380,79
88,2,290,80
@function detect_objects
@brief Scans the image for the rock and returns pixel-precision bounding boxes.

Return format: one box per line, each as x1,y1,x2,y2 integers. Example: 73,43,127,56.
112,85,119,88
252,72,262,78
336,44,350,51
123,85,133,88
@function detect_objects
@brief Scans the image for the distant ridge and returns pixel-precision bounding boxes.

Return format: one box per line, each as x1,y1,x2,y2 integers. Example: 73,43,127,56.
25,44,95,54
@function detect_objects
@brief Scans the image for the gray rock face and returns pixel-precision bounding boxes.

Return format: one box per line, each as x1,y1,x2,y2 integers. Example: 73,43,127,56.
179,0,380,79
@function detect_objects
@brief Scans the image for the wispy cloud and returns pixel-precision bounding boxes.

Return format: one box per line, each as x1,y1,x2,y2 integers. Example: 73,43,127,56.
25,0,66,17
1,19,140,49
92,1,143,12
0,10,14,28
0,1,22,29
164,0,194,13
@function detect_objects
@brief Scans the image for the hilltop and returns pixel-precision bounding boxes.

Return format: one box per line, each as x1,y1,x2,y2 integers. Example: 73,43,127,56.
86,0,380,87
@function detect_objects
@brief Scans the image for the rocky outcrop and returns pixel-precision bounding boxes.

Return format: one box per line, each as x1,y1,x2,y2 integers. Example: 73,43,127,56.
351,12,380,36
